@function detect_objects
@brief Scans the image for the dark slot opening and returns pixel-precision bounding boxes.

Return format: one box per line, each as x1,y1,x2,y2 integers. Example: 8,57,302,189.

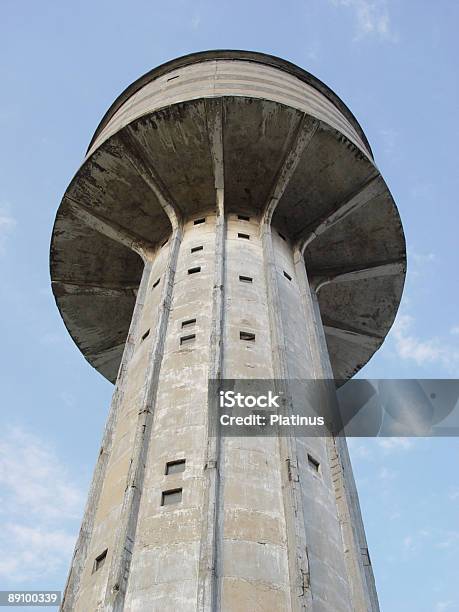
161,239,168,247
240,331,256,342
180,334,196,346
161,488,183,506
238,214,250,221
239,275,253,283
278,232,286,241
188,267,201,275
182,318,196,329
167,74,180,82
283,271,292,281
152,278,160,288
93,549,107,573
191,245,203,253
194,218,206,225
238,233,250,240
165,459,186,475
141,329,150,342
307,454,320,473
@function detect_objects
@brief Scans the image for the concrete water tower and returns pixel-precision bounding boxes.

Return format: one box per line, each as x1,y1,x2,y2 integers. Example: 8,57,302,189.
51,51,405,611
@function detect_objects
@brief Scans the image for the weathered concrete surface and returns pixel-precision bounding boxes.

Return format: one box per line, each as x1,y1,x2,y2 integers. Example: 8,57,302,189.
52,51,406,611
51,56,405,382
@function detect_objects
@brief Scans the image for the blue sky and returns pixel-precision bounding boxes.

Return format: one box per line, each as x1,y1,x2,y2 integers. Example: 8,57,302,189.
0,1,458,610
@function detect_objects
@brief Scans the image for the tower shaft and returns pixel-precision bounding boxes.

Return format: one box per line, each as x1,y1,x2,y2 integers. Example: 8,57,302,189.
62,211,378,612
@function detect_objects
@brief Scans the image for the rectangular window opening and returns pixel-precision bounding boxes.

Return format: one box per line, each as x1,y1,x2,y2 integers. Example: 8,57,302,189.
165,459,186,475
239,275,253,283
141,329,150,342
181,318,196,329
238,214,250,221
152,278,160,289
161,488,183,506
93,549,107,573
180,334,196,346
240,331,256,342
283,271,292,281
188,266,201,275
238,232,250,240
193,218,206,225
191,245,203,253
307,454,320,473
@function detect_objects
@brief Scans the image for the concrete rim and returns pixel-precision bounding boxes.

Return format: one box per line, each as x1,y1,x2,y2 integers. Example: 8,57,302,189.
86,49,373,158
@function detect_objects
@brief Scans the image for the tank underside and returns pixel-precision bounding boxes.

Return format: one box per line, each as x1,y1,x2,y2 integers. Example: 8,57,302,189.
50,53,406,384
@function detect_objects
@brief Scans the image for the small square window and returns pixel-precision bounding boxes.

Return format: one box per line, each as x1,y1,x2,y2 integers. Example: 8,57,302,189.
240,331,256,342
307,454,320,473
191,245,203,253
238,214,250,221
194,218,206,225
93,549,107,573
188,266,201,275
180,334,196,346
161,488,183,506
141,329,150,342
165,459,186,475
152,278,160,289
238,233,250,240
239,275,253,283
283,271,292,281
182,318,196,329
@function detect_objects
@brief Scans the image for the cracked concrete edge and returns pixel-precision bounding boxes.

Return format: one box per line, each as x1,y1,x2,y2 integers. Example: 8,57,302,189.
60,260,153,611
102,226,182,611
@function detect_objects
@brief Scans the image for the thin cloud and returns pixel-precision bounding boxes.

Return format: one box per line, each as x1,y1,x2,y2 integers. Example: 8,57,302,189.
435,601,456,612
379,466,397,481
329,0,396,42
377,437,413,452
348,438,372,459
436,531,459,550
379,127,398,154
190,14,201,29
0,203,16,255
410,249,436,278
0,524,75,583
0,427,83,521
0,427,83,584
391,314,459,373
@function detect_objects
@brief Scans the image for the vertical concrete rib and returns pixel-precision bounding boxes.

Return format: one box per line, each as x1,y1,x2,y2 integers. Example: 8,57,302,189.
96,140,183,609
293,247,380,612
61,259,152,612
64,196,156,259
262,224,311,611
197,99,225,612
103,227,182,611
260,115,318,611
